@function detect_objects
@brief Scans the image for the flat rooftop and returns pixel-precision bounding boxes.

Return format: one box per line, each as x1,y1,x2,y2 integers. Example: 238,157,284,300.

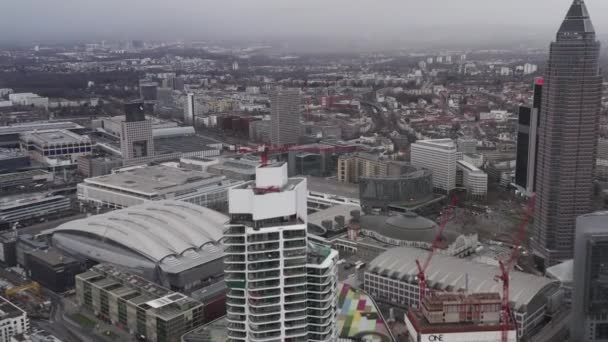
83,165,223,197
457,160,484,173
21,129,90,146
413,139,457,150
0,122,82,136
26,247,77,267
155,135,220,154
0,296,25,319
307,176,359,199
81,264,202,320
308,204,359,231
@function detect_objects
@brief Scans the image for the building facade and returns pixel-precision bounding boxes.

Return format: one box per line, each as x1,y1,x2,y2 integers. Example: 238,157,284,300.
19,130,92,167
404,293,517,342
411,139,458,193
515,78,543,195
270,89,301,146
120,101,155,161
358,168,433,213
571,212,608,342
0,296,29,342
338,153,408,184
456,160,488,199
0,170,53,192
0,195,71,225
185,93,195,126
532,0,603,266
76,264,205,342
224,163,338,341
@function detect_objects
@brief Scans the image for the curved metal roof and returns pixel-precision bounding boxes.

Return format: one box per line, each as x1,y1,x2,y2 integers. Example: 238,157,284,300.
43,200,227,263
361,213,451,244
368,247,558,312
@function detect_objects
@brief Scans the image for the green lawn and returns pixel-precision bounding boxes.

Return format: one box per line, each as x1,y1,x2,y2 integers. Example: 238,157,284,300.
70,313,96,329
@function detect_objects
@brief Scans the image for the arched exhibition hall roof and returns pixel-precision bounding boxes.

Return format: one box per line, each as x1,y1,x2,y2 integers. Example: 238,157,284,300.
43,200,228,263
368,247,558,312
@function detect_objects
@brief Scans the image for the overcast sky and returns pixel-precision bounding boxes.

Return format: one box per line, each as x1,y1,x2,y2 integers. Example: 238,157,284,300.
2,0,608,45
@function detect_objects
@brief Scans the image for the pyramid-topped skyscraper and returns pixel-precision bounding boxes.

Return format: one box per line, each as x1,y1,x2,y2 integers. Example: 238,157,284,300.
531,0,603,267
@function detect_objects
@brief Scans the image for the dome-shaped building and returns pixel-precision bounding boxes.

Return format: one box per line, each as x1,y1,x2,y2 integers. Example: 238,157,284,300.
359,212,477,257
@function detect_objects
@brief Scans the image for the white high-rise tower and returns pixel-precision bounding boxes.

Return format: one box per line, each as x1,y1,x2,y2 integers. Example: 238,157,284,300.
185,93,195,126
224,162,339,341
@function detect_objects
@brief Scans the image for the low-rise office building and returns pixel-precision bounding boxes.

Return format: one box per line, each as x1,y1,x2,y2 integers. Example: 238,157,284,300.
77,165,240,211
0,150,29,173
0,195,71,225
0,122,83,148
76,264,205,342
338,153,404,184
77,155,123,177
9,93,48,108
0,170,53,191
25,247,85,293
19,130,92,167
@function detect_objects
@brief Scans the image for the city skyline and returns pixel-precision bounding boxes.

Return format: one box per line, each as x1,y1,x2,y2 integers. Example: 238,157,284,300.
0,0,605,341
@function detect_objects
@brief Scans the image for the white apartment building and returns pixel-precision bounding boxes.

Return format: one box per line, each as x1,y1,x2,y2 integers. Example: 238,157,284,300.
8,93,49,108
224,162,338,342
457,160,488,199
411,139,458,193
0,296,29,342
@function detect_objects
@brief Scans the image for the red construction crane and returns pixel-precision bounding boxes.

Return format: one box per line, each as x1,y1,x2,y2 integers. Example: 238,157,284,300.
496,195,536,342
415,196,459,308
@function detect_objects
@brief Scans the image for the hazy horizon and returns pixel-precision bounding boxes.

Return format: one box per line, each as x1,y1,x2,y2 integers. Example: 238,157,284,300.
2,0,608,48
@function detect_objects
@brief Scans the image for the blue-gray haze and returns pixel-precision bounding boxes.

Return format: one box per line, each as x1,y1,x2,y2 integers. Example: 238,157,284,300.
2,0,607,46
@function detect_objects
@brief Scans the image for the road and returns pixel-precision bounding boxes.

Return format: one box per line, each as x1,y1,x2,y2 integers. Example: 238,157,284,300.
527,310,571,342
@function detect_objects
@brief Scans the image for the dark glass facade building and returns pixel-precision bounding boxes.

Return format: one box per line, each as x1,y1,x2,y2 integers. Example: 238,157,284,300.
571,212,608,341
515,78,543,193
531,0,603,267
359,167,433,214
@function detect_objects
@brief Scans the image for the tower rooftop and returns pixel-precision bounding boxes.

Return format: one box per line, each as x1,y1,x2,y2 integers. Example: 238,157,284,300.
557,0,595,38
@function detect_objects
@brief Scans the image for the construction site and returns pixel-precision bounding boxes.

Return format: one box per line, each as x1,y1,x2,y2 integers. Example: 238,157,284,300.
2,281,51,319
362,196,564,341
